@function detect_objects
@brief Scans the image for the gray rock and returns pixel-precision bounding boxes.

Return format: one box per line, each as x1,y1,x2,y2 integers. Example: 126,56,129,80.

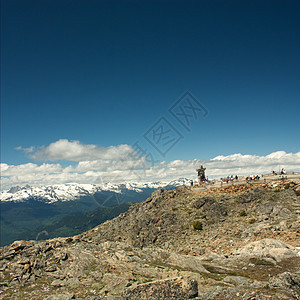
122,276,198,299
269,272,300,299
65,277,80,287
46,294,75,300
223,275,252,286
101,273,130,295
51,279,66,287
236,238,298,262
192,198,206,209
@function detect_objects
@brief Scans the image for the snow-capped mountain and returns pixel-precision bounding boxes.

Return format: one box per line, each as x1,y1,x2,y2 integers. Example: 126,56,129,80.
0,178,192,203
0,178,193,247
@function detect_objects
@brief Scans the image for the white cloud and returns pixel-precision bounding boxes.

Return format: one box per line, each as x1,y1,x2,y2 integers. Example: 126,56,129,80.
209,151,300,170
1,163,63,176
15,146,34,153
20,139,137,162
1,148,300,190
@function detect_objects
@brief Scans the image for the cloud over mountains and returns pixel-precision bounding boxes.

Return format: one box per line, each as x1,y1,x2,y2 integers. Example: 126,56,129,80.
17,139,136,162
2,139,299,189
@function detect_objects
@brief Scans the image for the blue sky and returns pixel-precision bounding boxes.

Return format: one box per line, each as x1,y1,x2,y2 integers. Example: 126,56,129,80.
1,0,300,188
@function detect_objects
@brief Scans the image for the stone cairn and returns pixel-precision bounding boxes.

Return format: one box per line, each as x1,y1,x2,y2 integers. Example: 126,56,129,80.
196,165,206,184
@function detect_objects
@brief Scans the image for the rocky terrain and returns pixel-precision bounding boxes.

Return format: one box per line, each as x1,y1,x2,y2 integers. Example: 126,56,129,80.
1,179,300,299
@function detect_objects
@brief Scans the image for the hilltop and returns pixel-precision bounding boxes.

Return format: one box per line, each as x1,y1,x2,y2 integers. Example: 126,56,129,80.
1,179,300,299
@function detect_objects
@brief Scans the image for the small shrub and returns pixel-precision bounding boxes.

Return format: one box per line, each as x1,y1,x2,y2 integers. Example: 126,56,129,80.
239,210,247,217
249,218,256,224
193,221,203,230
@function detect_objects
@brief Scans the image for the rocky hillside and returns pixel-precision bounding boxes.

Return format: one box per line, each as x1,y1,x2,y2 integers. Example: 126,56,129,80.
1,180,300,299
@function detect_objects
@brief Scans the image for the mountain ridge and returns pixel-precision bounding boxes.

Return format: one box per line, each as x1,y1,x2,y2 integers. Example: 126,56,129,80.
1,179,300,299
0,178,192,203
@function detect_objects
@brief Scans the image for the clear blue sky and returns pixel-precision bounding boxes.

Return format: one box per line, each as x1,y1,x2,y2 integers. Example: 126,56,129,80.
1,0,300,166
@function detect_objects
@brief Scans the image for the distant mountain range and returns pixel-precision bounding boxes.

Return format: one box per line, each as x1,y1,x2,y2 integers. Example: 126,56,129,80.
1,178,192,203
0,178,192,246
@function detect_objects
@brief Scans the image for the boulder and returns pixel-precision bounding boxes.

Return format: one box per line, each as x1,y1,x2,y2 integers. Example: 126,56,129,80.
10,240,33,251
46,294,74,300
122,276,198,299
237,238,299,262
295,185,300,196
